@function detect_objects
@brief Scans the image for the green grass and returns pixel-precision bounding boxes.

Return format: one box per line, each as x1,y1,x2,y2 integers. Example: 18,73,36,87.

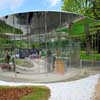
0,86,50,100
80,51,100,61
21,86,50,100
16,59,33,67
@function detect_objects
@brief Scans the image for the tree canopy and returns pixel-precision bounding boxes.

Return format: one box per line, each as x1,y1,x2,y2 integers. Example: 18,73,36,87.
62,0,100,19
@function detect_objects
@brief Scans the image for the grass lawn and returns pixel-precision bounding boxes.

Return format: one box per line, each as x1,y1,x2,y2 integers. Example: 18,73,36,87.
0,58,33,67
21,86,50,100
0,86,50,100
16,59,33,67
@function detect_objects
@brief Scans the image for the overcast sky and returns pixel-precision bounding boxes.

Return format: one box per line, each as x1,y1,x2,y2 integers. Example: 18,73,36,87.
0,0,62,17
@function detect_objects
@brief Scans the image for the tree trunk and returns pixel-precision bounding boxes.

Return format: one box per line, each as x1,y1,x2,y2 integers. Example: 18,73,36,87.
84,23,91,54
97,30,100,53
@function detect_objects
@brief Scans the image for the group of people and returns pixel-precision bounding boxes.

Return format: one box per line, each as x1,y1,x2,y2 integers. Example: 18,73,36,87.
27,48,56,72
4,48,60,73
28,48,56,72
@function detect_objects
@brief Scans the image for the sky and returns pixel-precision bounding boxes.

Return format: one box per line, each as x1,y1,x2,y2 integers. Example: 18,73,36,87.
0,0,63,17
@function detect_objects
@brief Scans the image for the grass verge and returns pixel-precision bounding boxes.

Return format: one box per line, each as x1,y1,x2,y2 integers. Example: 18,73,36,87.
0,86,50,100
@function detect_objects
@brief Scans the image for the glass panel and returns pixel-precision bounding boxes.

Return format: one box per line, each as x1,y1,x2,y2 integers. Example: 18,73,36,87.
0,11,99,83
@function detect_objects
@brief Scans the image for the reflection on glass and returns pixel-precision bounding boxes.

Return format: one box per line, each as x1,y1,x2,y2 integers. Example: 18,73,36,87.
0,11,99,83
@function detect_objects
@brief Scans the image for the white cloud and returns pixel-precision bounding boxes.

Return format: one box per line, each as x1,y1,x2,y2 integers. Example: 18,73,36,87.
0,0,24,11
11,0,24,10
48,0,61,7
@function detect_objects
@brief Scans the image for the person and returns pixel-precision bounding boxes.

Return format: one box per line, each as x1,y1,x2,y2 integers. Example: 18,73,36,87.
5,49,10,64
46,49,53,72
52,54,56,70
11,56,16,72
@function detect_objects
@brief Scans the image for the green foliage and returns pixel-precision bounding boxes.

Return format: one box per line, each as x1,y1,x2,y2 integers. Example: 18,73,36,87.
80,51,100,61
0,58,5,63
62,0,100,19
0,20,23,34
31,42,40,48
62,0,93,17
15,40,28,48
0,38,29,49
56,17,100,37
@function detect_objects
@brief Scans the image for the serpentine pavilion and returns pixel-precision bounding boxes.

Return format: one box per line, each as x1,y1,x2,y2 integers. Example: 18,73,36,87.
0,11,99,82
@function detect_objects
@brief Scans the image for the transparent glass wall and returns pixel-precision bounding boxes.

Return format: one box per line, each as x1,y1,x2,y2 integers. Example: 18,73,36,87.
0,11,99,82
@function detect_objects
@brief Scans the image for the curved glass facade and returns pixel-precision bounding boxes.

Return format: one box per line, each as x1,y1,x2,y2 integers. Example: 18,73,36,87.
0,11,98,82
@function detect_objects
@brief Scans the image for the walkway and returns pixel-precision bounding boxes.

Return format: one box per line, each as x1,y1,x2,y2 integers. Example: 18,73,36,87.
0,67,80,83
0,74,99,100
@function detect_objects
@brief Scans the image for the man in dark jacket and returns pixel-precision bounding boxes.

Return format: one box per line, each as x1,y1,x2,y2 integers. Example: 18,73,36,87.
5,49,10,64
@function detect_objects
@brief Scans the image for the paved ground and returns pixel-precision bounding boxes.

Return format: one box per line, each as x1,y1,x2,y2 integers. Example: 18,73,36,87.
0,74,99,100
0,66,100,83
0,58,100,83
0,67,80,83
0,58,81,83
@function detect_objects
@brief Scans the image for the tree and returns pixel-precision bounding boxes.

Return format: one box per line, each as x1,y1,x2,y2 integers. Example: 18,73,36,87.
62,0,93,18
62,0,100,53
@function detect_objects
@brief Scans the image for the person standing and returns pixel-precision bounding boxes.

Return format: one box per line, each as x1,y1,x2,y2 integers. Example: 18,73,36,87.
5,49,10,64
47,49,53,72
12,56,16,72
